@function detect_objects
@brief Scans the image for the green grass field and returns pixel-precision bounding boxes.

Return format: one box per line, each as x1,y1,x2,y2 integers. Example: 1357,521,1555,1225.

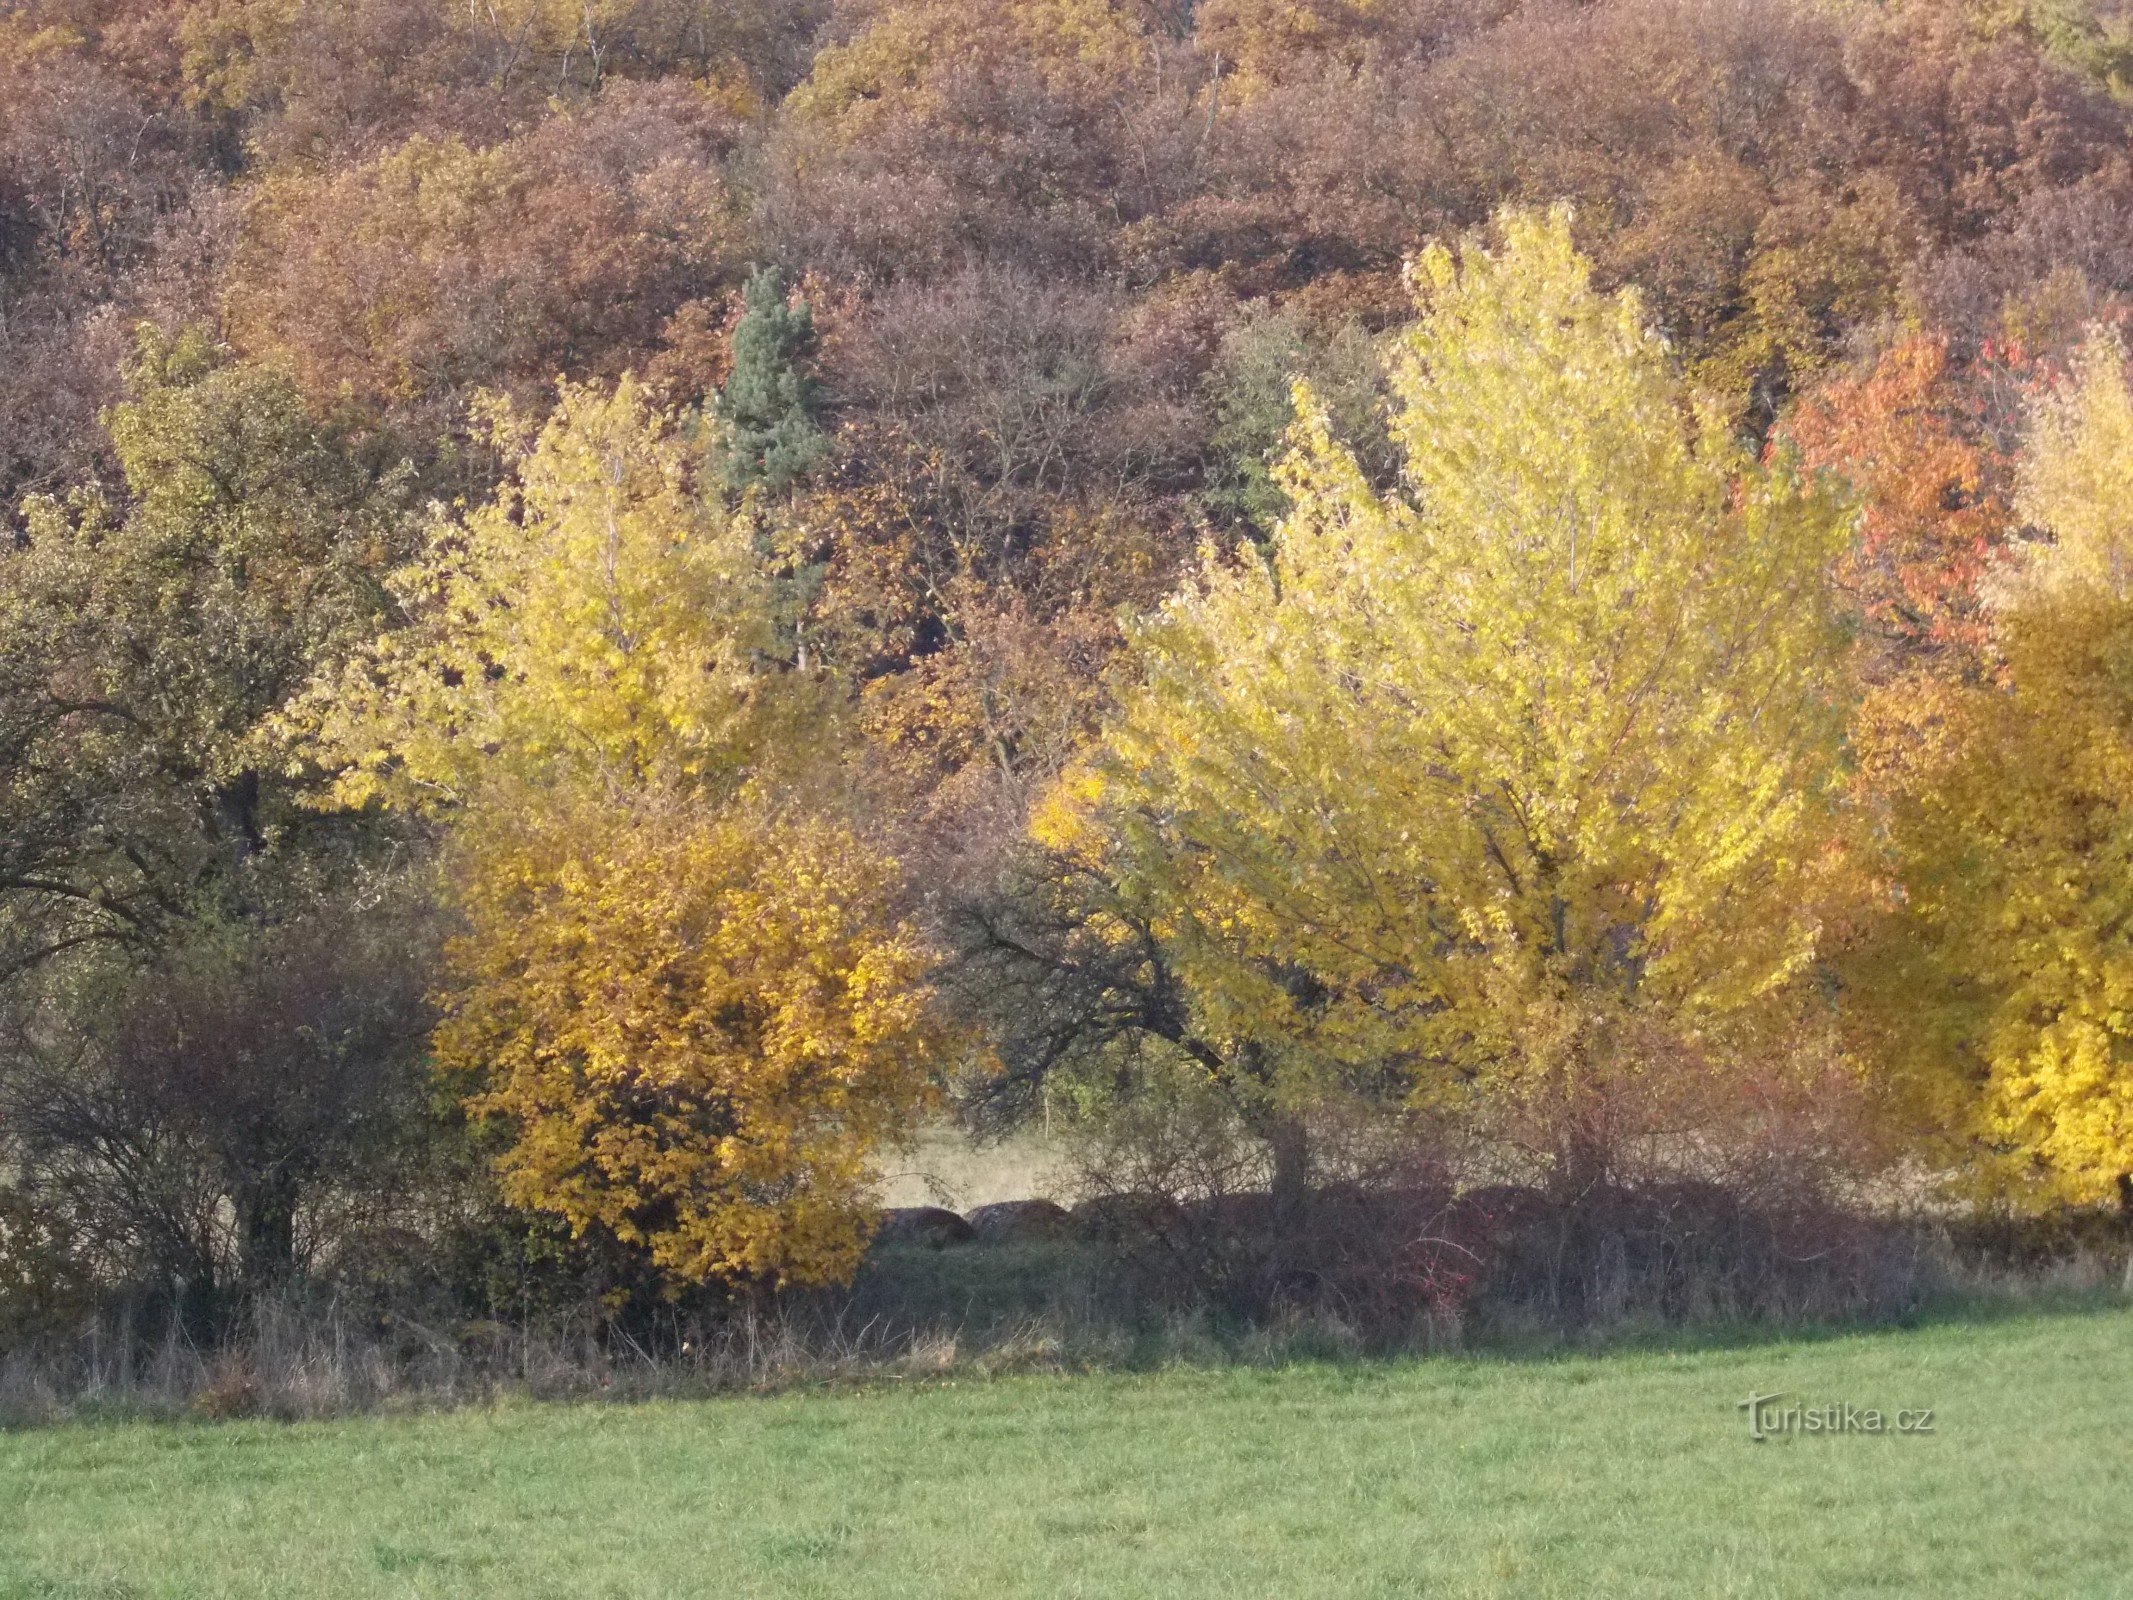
4,1304,2131,1599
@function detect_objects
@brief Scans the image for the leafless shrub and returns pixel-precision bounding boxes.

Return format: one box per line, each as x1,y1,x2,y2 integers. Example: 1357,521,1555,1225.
0,893,440,1319
1054,1075,1475,1343
1047,1014,1932,1338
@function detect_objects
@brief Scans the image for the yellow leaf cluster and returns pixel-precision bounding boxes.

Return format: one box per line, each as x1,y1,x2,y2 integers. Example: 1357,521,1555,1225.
304,377,814,812
1053,208,1851,1106
1865,328,2133,1203
300,379,936,1285
441,796,937,1287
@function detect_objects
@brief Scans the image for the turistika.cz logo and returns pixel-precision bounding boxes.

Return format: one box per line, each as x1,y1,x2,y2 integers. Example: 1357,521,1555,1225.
1737,1391,1936,1441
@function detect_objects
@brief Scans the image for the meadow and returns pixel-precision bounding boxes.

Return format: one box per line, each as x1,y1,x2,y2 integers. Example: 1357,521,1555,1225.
4,1301,2130,1600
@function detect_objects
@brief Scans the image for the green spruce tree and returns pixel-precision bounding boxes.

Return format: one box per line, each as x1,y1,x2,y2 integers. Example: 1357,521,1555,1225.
712,267,827,494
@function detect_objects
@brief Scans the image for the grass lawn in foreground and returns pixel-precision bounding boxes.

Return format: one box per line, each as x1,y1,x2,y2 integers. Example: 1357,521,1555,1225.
3,1304,2130,1599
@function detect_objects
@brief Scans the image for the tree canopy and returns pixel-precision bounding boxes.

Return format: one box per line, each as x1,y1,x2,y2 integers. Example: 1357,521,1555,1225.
15,0,2133,1322
1035,211,1850,1181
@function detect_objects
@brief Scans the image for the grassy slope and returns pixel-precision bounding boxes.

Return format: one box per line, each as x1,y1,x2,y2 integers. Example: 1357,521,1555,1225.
3,1307,2131,1600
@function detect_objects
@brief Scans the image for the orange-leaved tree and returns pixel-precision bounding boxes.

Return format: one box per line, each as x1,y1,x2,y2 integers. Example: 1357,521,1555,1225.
300,377,938,1287
1784,333,2023,815
1853,327,2133,1206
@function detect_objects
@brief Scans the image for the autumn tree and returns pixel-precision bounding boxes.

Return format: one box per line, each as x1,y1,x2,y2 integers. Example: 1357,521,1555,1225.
766,0,1193,280
1782,332,2034,835
0,325,427,1299
0,325,413,978
801,264,1204,840
1854,327,2133,1207
225,83,743,461
1,894,437,1301
305,377,938,1288
0,27,210,500
1788,335,2018,683
1031,210,1852,1200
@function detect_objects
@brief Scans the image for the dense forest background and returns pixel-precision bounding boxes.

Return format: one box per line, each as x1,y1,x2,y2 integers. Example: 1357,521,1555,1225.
10,0,2133,1373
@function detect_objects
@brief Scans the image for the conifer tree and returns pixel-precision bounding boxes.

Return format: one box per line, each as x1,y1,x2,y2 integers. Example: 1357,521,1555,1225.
713,267,827,495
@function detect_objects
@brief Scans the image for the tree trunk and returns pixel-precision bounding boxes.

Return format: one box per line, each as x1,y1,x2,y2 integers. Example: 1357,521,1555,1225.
234,1172,299,1293
1254,1107,1313,1233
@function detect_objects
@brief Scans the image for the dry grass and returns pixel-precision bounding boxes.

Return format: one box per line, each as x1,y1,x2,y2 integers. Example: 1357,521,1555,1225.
871,1125,1072,1209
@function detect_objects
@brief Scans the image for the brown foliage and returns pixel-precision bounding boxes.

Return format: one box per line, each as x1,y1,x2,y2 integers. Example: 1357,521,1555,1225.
0,40,211,497
226,81,743,421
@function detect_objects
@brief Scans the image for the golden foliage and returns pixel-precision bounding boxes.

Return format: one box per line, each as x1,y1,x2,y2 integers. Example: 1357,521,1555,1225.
1040,208,1851,1119
304,376,805,811
441,796,936,1287
1859,328,2133,1202
303,378,938,1285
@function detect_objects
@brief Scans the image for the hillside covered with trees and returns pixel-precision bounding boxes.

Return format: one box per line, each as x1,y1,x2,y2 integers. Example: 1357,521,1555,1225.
8,0,2133,1360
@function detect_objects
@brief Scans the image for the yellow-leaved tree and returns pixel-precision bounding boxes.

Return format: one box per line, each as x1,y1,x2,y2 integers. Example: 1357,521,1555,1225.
302,379,937,1287
1036,209,1852,1194
1858,328,2133,1207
